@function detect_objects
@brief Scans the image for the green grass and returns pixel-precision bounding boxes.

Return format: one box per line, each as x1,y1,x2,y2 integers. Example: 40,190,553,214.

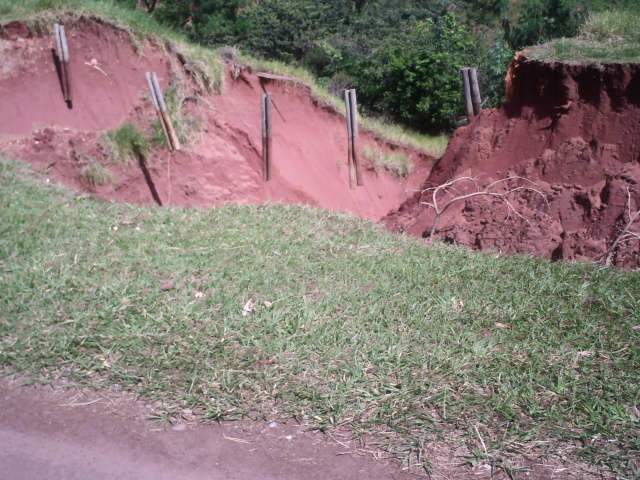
362,146,413,178
527,9,640,63
101,123,149,165
78,157,112,187
1,160,638,476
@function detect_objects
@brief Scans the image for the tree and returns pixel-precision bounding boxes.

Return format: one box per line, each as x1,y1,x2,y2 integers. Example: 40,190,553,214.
354,13,474,130
137,0,158,12
503,0,585,50
154,0,249,44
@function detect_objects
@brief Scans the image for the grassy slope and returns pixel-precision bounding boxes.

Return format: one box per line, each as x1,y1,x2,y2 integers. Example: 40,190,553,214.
1,161,639,475
0,0,447,158
527,9,640,64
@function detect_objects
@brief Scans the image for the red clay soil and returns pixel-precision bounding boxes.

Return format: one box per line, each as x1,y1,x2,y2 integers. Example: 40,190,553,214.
0,19,173,134
385,55,640,268
0,18,432,221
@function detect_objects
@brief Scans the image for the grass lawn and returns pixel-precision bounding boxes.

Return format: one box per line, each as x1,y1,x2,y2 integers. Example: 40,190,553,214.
1,161,638,476
527,9,640,64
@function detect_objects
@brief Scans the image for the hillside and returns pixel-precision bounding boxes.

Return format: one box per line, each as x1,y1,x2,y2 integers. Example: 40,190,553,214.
0,12,441,220
0,1,639,479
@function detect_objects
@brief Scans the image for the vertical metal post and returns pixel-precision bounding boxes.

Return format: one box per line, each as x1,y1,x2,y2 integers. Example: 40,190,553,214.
461,67,474,122
348,89,363,186
59,25,71,105
53,24,69,105
469,68,482,116
344,89,354,188
262,93,272,181
147,72,180,152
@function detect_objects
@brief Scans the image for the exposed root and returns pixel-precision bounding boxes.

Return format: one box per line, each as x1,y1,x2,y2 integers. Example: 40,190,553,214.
421,176,549,240
604,186,640,267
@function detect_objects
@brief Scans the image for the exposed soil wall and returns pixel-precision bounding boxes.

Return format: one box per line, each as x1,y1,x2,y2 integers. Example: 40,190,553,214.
386,55,640,268
0,19,432,221
3,18,637,267
0,19,173,134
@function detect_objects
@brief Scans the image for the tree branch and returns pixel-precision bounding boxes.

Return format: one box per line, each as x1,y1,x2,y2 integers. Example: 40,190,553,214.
604,187,640,267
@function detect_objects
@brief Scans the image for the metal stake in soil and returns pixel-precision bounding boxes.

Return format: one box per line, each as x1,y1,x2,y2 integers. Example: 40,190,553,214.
53,23,72,106
261,93,273,181
469,68,482,116
344,89,354,188
348,89,363,186
146,72,180,205
146,72,180,152
460,67,474,122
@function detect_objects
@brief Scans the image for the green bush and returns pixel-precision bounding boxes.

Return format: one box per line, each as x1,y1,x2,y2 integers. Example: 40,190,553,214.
479,39,513,108
354,13,474,131
154,0,249,45
503,0,586,50
238,0,339,63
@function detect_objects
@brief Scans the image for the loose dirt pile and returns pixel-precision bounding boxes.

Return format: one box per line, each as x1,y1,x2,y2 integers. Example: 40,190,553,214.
386,55,640,268
0,18,431,221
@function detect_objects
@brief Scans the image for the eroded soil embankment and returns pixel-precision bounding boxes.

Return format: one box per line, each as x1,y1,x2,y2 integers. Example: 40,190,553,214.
386,56,640,268
0,19,432,221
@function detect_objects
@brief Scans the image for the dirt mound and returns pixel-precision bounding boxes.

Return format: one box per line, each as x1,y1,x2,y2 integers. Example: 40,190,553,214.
386,55,640,268
0,18,432,221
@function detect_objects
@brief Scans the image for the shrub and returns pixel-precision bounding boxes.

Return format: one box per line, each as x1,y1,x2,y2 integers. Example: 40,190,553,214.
503,0,586,50
479,39,514,108
354,13,474,131
154,0,249,46
238,0,339,63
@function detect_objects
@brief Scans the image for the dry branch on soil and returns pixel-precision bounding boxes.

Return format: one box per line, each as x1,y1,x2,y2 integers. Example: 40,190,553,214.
604,187,640,267
420,176,549,240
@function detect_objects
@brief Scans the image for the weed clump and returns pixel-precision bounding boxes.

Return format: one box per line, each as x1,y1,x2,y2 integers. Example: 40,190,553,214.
363,146,413,177
101,123,149,164
79,157,112,187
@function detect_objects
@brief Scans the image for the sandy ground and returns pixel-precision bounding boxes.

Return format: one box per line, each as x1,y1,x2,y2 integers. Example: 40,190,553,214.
0,377,416,480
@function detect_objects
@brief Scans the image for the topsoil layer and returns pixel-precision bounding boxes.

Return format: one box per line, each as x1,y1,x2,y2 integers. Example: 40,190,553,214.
385,55,640,268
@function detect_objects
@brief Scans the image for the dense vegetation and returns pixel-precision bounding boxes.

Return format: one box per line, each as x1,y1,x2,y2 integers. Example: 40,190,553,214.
116,0,639,132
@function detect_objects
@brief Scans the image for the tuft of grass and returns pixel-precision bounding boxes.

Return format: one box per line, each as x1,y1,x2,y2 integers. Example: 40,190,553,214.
101,123,149,164
1,159,639,477
362,146,413,177
78,157,112,187
527,9,640,64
